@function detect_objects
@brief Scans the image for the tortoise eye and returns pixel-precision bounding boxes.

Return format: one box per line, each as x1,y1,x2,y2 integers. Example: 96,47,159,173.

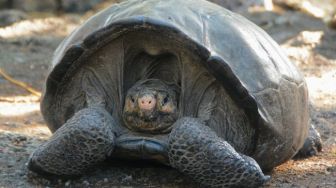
162,96,169,105
130,96,135,103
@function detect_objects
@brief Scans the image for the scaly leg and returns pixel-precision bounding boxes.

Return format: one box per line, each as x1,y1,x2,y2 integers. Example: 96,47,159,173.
295,123,322,158
28,106,116,176
168,117,269,188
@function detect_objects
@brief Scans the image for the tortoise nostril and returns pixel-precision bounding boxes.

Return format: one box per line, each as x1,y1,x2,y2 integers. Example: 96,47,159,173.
141,99,152,105
138,96,156,110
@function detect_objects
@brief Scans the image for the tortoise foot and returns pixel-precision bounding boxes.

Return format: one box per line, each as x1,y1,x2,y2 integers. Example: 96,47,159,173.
28,107,116,176
295,124,322,158
168,117,269,188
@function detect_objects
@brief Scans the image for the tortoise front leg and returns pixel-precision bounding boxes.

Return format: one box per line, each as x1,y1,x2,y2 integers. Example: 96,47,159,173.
168,117,270,188
28,106,116,176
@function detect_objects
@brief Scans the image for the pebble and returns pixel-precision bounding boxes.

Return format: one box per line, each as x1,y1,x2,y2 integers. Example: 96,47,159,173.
326,166,336,172
17,170,25,177
83,180,90,186
24,120,32,125
282,179,290,183
121,175,133,183
324,170,331,175
103,178,108,183
65,180,71,187
15,136,27,142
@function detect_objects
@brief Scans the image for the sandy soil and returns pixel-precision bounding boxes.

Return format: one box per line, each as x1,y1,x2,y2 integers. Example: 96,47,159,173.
0,2,335,188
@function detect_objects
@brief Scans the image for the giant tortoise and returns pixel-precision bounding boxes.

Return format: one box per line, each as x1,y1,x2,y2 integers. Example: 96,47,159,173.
28,0,322,187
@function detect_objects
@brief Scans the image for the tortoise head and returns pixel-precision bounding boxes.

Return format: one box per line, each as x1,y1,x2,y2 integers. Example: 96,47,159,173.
123,79,179,134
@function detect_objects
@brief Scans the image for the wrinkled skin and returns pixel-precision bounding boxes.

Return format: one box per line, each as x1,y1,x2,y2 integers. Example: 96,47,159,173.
123,79,179,133
28,79,321,188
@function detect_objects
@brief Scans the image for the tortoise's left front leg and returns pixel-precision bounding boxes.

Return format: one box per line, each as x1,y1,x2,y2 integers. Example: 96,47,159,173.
28,106,116,176
168,117,269,188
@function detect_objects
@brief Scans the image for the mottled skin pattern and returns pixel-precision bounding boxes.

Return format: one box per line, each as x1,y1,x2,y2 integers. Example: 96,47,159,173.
28,106,116,176
295,124,322,158
169,118,269,187
29,79,321,187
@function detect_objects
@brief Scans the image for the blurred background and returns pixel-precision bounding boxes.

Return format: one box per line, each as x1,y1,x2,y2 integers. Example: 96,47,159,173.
0,0,335,187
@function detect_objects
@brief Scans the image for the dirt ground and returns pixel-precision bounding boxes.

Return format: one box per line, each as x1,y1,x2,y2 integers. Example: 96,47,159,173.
0,1,335,188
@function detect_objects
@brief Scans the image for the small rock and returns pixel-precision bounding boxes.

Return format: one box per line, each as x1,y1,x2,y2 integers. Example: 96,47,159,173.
0,9,27,27
16,136,27,142
324,170,331,175
4,122,17,127
17,170,25,176
82,180,90,186
326,166,336,172
103,178,108,183
121,175,133,183
65,180,71,187
282,179,290,183
24,120,32,125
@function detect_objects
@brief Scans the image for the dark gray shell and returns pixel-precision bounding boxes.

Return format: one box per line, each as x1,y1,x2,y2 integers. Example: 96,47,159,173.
42,0,309,170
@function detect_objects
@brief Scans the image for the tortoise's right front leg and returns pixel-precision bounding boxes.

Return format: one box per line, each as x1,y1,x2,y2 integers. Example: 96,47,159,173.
168,117,270,188
28,106,116,176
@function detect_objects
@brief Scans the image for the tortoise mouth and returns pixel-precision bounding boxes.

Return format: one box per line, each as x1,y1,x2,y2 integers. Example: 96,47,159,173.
123,111,177,134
